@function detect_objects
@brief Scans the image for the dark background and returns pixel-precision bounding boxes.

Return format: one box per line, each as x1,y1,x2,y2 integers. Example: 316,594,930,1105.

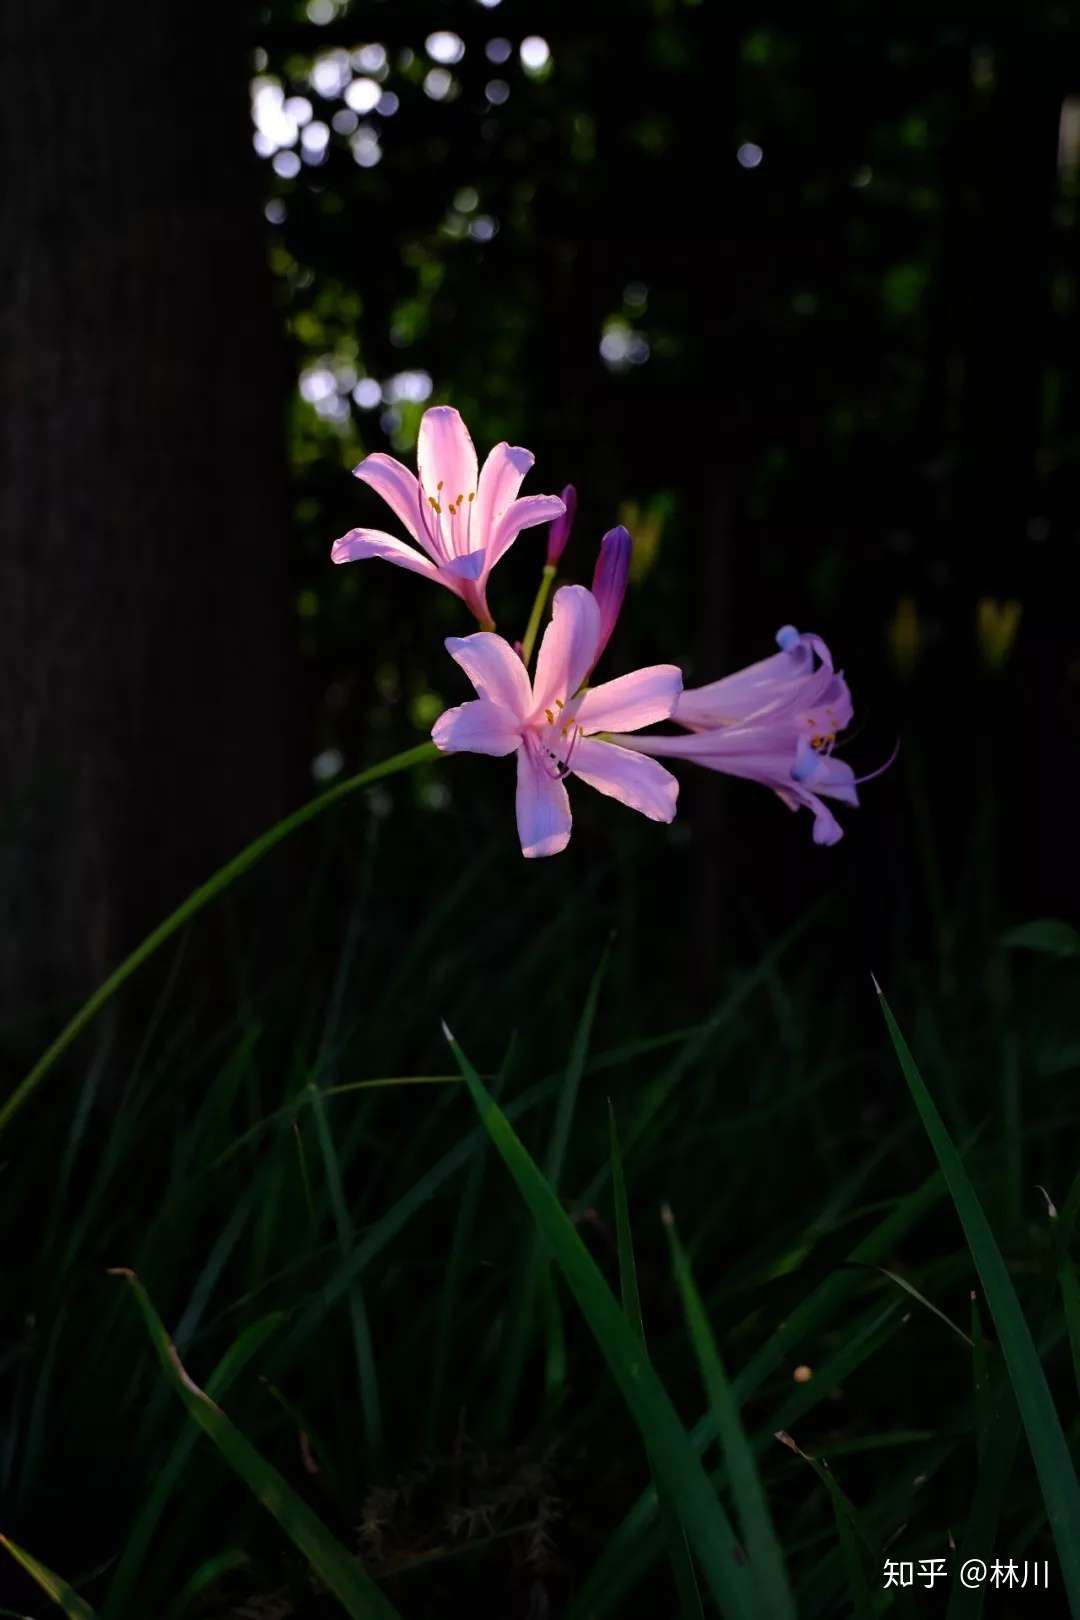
4,0,1079,1022
3,4,1080,1615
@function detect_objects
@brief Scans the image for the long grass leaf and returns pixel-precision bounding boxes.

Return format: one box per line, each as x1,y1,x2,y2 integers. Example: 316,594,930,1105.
445,1026,758,1620
665,1209,795,1620
610,1108,704,1620
102,1313,283,1620
0,741,439,1137
876,983,1080,1610
492,947,610,1436
112,1271,403,1620
774,1432,875,1616
308,1081,382,1462
0,1538,96,1620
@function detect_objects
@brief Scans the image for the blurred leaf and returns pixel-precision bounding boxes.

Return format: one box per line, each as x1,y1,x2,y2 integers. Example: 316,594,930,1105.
1000,919,1080,958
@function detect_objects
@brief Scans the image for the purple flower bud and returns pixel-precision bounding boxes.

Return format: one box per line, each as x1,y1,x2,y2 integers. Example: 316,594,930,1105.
591,524,632,663
546,484,578,566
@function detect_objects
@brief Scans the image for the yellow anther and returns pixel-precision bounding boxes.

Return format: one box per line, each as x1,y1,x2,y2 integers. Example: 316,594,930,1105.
428,496,441,513
544,707,555,723
468,491,475,502
436,480,444,490
555,697,565,709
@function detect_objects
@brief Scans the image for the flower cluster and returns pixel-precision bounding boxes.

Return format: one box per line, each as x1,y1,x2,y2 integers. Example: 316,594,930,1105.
333,406,866,857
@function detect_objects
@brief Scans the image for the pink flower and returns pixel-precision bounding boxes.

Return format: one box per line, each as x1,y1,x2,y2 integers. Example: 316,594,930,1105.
613,625,859,846
331,406,566,627
431,584,682,857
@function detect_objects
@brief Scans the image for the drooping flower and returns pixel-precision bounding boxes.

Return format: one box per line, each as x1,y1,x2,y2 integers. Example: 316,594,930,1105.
331,406,565,627
613,625,859,845
431,584,682,857
546,484,578,565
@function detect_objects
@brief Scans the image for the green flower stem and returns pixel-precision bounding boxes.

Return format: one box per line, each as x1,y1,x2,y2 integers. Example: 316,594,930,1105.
0,740,442,1138
520,564,557,668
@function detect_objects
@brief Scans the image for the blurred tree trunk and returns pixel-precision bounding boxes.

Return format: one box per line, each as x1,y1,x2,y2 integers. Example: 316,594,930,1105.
0,1,299,1016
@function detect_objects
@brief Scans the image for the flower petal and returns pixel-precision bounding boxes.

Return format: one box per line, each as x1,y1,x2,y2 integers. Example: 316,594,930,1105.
674,630,837,732
417,406,479,508
570,739,679,823
331,528,440,580
444,631,533,719
516,736,572,858
577,664,683,735
442,549,487,582
473,443,534,550
432,699,521,757
800,791,846,845
801,753,859,806
351,452,438,557
532,585,601,717
488,494,568,570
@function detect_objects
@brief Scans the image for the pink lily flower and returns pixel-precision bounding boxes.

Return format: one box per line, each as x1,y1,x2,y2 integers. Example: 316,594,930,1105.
431,584,682,857
613,625,859,846
331,406,566,627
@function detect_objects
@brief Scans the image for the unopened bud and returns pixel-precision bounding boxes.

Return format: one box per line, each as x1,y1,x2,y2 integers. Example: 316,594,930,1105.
546,484,577,565
591,525,632,664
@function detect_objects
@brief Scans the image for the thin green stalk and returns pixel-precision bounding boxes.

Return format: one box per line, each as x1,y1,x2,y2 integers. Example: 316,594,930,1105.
0,741,440,1138
520,563,557,666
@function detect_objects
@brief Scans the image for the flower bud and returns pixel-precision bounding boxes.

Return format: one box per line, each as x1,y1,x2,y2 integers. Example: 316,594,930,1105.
545,484,577,566
591,524,632,663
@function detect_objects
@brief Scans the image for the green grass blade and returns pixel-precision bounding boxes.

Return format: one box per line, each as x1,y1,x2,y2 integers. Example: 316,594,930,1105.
0,1538,96,1620
428,1043,513,1447
579,909,819,1206
112,1270,403,1620
572,1302,904,1620
877,982,1080,1609
610,1108,704,1620
570,1164,945,1620
774,1432,875,1616
609,1106,645,1346
102,1312,283,1620
167,1550,249,1619
0,741,439,1138
492,947,610,1436
308,1081,382,1463
1045,1196,1080,1403
445,1025,758,1620
664,1209,795,1620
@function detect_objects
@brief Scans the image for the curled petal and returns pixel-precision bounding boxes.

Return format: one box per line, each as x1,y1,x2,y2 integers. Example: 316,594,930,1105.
516,736,572,858
473,443,534,552
577,664,683,735
800,752,858,806
445,631,533,719
800,792,846,845
532,585,601,718
432,699,521,757
418,406,479,509
331,528,439,581
570,739,679,823
488,494,568,571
